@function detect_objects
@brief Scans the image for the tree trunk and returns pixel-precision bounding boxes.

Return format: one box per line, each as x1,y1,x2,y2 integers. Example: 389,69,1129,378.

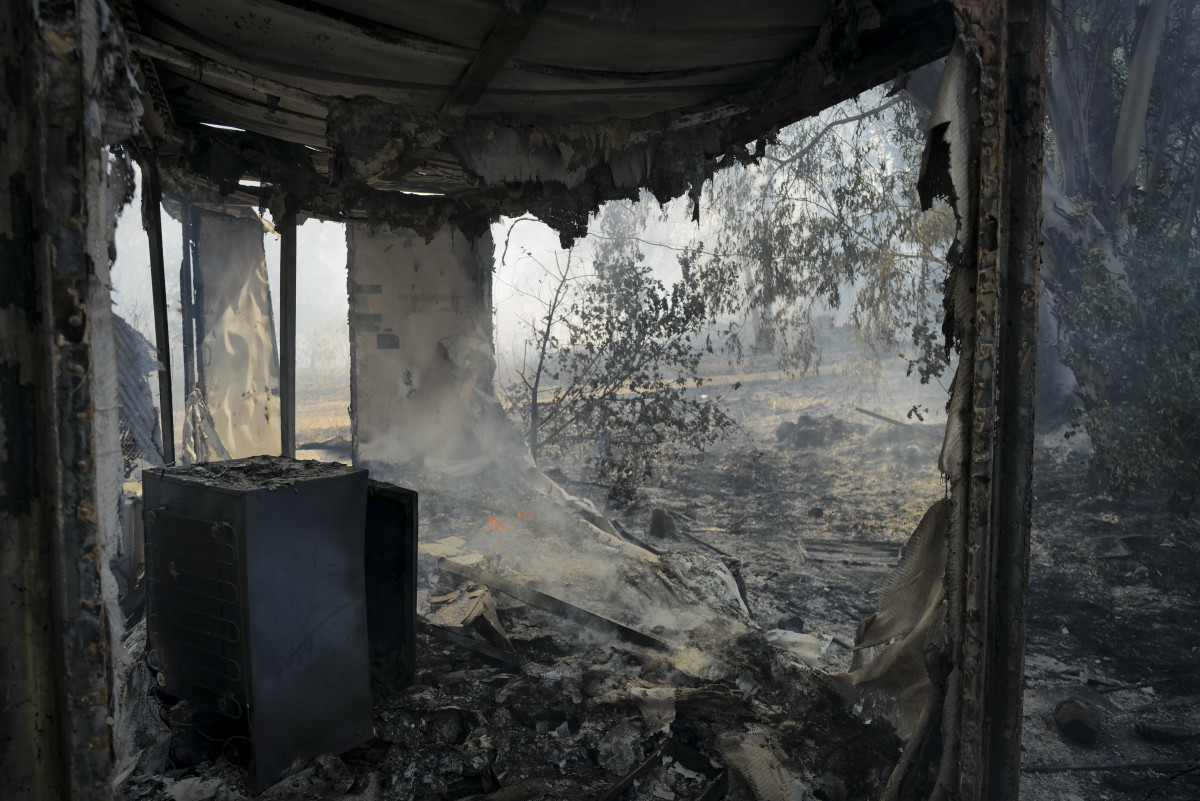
1110,0,1170,200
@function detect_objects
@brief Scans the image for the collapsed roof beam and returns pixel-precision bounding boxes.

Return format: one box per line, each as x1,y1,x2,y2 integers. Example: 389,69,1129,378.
441,0,550,117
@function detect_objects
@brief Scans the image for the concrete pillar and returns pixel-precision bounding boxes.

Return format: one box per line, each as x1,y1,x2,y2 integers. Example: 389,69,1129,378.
347,223,511,477
180,205,282,461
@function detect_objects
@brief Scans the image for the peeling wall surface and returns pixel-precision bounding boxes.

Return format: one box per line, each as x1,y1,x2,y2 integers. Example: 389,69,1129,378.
1,1,134,798
347,223,501,474
184,207,281,461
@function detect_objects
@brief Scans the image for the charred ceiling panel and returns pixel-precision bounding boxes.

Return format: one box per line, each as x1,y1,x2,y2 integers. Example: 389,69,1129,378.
0,0,145,797
123,0,956,240
835,3,1047,800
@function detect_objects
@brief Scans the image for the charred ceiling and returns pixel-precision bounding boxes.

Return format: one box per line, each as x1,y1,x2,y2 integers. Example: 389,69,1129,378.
119,0,956,241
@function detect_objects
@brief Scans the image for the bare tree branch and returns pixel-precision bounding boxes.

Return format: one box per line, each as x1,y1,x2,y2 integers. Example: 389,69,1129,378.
759,96,903,170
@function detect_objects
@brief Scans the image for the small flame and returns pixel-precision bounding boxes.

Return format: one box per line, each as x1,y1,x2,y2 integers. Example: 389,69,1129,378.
488,514,505,531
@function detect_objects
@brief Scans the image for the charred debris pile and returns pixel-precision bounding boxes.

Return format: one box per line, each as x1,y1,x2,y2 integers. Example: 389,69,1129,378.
116,458,902,801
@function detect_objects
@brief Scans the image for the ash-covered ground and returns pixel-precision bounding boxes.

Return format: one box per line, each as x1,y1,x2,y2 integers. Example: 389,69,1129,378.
116,349,1198,801
556,354,1200,801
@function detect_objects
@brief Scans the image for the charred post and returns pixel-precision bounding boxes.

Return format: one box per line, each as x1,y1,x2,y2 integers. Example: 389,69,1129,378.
0,1,134,798
143,161,176,464
279,207,297,458
981,0,1046,796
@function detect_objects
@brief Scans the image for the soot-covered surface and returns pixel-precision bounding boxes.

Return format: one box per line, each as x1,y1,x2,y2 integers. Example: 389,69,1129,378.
117,448,900,801
555,357,1199,801
115,582,899,801
155,455,362,492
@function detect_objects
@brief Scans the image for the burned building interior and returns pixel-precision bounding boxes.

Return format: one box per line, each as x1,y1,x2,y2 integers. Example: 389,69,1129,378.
6,0,1136,799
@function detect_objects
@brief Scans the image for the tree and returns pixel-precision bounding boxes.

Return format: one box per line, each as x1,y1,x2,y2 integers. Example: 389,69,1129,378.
1042,0,1200,499
500,207,739,503
697,90,957,384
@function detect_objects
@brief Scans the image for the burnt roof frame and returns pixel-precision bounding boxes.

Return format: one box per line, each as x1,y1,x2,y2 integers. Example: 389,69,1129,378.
124,0,958,240
0,0,1046,799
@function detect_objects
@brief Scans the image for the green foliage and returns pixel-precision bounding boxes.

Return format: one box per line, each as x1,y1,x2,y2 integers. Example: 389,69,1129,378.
1056,221,1200,497
700,94,955,380
503,231,738,504
503,91,957,500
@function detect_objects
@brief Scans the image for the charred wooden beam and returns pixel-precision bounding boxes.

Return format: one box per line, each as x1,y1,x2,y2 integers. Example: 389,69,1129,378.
279,207,297,458
143,161,176,464
441,0,550,117
418,620,521,668
944,1,1047,799
853,406,907,427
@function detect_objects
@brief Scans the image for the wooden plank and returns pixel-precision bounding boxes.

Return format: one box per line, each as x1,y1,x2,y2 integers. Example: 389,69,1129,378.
441,0,550,117
160,76,327,146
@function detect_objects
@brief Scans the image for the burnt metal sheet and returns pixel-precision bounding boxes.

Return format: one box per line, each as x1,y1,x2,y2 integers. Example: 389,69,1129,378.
135,0,823,107
438,558,668,650
144,458,373,791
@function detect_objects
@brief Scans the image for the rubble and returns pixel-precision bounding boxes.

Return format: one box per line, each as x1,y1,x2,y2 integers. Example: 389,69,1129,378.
773,415,860,450
1055,697,1105,748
